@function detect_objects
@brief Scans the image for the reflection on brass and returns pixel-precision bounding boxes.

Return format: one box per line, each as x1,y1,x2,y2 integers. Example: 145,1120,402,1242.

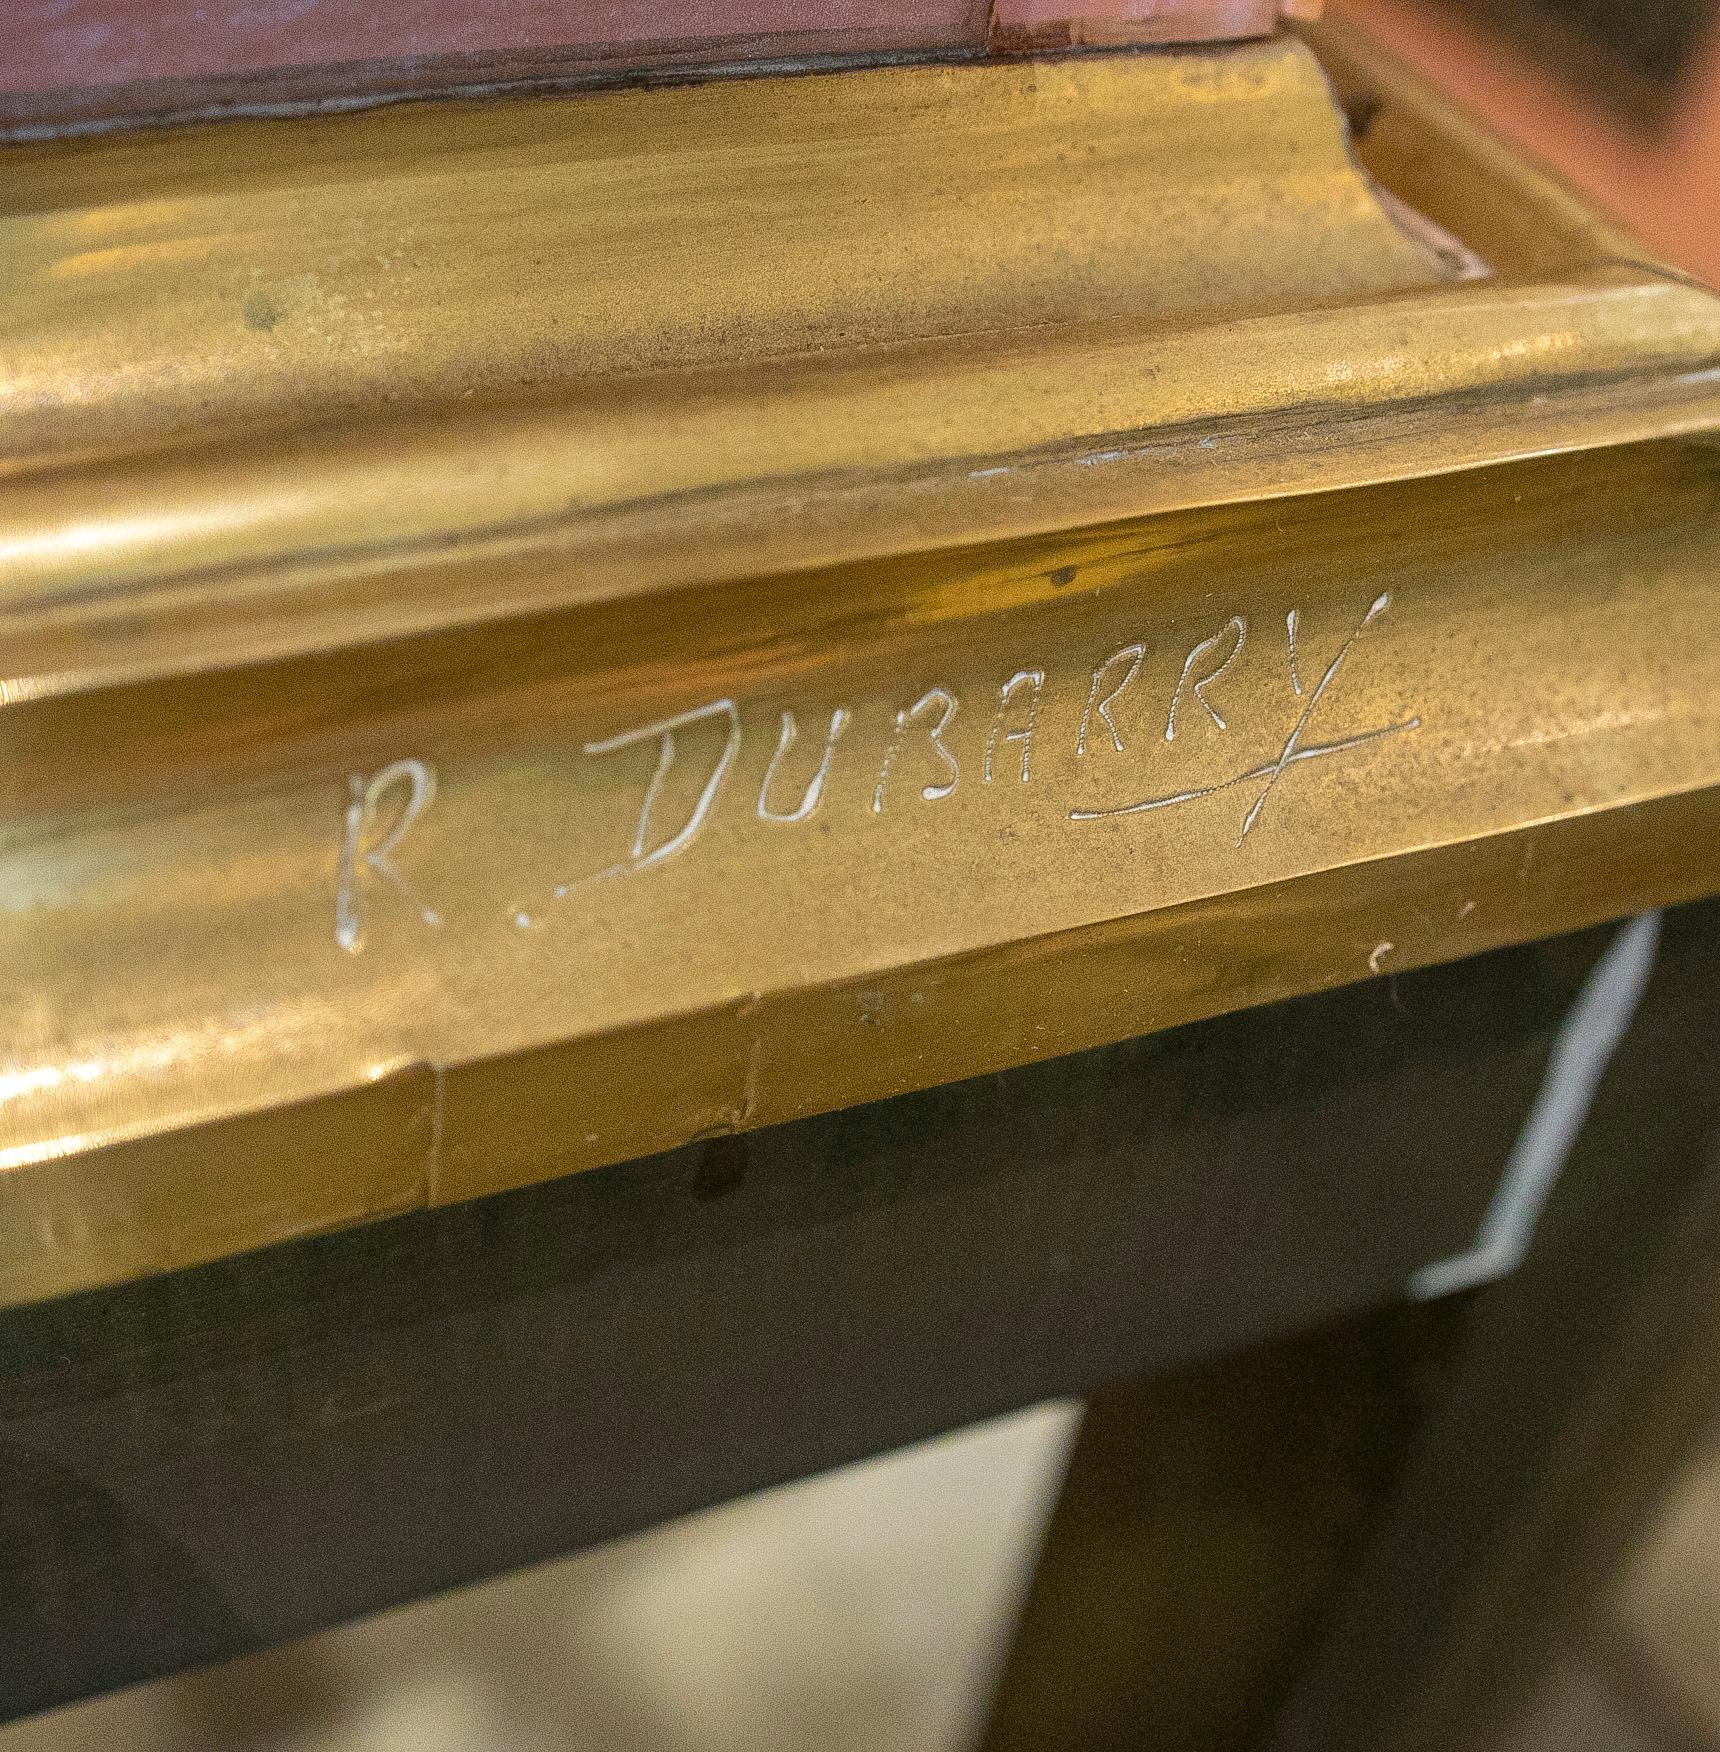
2,32,1717,1306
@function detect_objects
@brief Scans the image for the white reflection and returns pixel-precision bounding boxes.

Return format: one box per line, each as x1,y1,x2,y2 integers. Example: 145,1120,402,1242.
0,1038,182,1107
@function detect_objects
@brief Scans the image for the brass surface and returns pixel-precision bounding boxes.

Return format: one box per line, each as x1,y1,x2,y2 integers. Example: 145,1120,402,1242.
3,34,1718,1305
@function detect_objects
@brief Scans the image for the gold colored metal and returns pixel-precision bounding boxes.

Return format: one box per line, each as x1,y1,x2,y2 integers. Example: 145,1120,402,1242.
3,34,1718,1306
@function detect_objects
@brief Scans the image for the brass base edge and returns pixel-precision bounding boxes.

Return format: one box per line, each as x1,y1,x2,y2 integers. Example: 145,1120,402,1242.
5,30,1719,1309
5,784,1714,1310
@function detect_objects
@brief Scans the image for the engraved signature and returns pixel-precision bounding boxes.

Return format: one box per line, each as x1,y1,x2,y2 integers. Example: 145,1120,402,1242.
333,591,1419,948
1071,593,1419,845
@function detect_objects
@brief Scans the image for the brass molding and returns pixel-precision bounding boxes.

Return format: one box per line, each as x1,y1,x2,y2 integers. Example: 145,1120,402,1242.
3,34,1718,1305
